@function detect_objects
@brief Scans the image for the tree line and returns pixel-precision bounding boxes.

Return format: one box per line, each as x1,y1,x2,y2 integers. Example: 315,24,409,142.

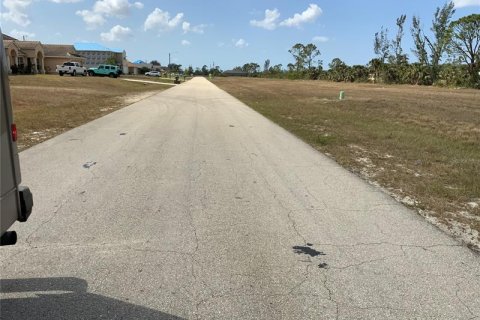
230,2,479,88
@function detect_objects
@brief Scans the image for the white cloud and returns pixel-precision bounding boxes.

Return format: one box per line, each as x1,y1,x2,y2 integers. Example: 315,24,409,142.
313,36,329,43
250,8,280,30
76,10,106,29
181,40,191,46
1,0,32,27
234,38,249,48
280,4,322,28
94,0,138,18
50,0,82,3
9,29,35,40
182,21,206,34
100,25,132,41
453,0,480,7
77,0,143,29
144,8,184,32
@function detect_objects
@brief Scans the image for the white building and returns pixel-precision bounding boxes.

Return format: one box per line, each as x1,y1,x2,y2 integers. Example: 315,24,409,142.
74,42,128,74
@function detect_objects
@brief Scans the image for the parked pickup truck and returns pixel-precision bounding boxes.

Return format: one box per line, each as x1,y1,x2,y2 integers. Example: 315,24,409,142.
87,64,121,78
56,62,86,76
1,33,34,246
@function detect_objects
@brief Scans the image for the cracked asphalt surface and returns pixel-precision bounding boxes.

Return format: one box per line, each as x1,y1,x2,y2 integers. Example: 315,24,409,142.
1,77,479,319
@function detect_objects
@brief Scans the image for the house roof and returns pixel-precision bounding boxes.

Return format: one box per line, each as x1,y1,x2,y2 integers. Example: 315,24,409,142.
133,59,146,64
2,34,17,40
43,44,78,57
13,41,42,50
3,40,18,49
74,42,123,53
4,40,25,54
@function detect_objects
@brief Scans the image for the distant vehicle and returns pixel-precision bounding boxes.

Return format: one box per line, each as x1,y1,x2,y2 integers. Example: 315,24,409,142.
88,64,121,78
145,71,161,77
1,35,34,246
56,62,86,76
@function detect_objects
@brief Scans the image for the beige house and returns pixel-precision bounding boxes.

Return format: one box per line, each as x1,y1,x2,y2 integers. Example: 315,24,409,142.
43,44,86,74
3,35,133,75
3,39,45,74
127,61,139,75
127,60,164,75
3,40,20,71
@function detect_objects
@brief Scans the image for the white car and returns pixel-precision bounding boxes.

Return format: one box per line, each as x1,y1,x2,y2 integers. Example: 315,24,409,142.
145,71,161,77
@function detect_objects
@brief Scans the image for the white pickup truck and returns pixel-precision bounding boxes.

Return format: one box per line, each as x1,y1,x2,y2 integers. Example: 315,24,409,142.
56,62,86,76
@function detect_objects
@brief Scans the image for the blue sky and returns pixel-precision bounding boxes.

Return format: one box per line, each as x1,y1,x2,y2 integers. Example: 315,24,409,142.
1,0,479,70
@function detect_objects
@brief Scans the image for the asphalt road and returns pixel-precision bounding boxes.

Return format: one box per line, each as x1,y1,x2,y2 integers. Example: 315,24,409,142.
1,77,479,320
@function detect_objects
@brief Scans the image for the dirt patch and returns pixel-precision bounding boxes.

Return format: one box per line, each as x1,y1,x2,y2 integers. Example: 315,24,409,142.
122,91,160,105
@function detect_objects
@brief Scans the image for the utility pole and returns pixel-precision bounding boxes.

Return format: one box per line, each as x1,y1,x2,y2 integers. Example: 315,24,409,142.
168,53,171,69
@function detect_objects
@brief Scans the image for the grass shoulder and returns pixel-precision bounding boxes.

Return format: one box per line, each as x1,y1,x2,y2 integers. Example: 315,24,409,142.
10,74,168,150
213,77,480,250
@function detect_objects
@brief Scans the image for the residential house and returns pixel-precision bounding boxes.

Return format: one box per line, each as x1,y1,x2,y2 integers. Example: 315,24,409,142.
3,34,16,40
3,35,45,74
3,39,20,72
42,44,86,74
127,60,164,75
3,35,132,75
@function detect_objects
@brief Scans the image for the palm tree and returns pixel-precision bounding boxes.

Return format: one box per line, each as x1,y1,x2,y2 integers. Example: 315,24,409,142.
368,58,382,83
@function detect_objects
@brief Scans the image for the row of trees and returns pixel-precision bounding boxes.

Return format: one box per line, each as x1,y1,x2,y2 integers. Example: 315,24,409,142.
373,2,479,87
232,3,479,88
232,51,476,87
147,2,477,88
184,65,222,76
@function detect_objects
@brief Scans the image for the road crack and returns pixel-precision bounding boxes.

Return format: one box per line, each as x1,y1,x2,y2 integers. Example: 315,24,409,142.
25,198,68,248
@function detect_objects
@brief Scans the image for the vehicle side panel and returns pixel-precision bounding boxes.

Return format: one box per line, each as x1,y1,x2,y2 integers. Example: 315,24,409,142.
0,44,22,234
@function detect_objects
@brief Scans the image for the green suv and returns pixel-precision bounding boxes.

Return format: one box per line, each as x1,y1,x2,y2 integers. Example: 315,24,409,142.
88,64,121,78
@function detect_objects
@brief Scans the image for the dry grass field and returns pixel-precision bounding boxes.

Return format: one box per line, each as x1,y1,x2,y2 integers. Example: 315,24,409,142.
214,77,480,248
10,75,167,151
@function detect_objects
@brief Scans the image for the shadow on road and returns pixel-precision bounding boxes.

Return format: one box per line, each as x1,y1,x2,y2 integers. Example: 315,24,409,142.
0,277,184,320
